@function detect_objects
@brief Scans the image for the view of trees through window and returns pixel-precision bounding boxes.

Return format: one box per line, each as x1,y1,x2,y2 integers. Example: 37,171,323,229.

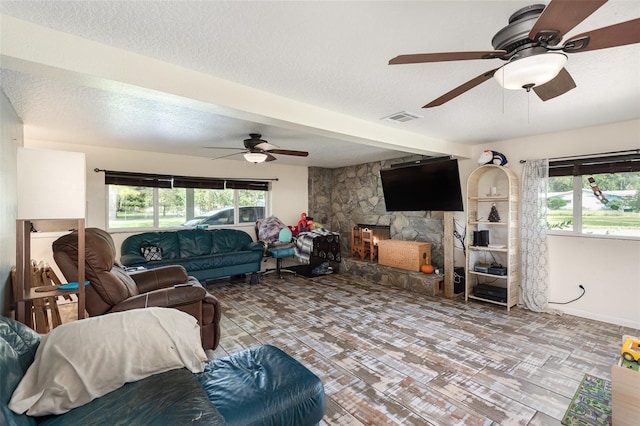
108,185,267,230
110,186,156,228
547,171,640,237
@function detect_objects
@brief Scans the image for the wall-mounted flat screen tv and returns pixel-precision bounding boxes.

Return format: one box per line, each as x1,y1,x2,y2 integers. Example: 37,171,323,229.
379,158,464,211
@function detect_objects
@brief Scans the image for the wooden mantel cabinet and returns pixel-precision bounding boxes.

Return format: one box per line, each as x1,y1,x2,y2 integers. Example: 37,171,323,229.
15,218,86,327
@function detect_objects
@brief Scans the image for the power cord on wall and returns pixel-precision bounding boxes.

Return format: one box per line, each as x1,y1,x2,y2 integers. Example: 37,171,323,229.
453,219,466,255
549,285,586,305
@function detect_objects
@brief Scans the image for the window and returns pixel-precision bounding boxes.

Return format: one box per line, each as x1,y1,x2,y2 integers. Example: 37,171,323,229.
546,152,640,238
104,171,269,231
109,185,155,229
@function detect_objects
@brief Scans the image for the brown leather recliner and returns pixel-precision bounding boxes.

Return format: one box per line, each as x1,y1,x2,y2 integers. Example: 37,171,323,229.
52,228,221,350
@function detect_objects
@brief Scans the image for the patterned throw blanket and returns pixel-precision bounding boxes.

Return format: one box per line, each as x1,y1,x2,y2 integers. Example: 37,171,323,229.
294,229,340,264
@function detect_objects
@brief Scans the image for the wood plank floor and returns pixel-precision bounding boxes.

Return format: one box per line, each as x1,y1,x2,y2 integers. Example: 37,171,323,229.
206,272,637,426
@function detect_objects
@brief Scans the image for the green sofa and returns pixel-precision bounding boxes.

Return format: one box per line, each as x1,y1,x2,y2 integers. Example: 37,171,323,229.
120,229,264,282
1,317,326,426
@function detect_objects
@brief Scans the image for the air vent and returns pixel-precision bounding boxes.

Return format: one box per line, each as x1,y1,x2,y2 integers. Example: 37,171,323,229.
381,111,422,123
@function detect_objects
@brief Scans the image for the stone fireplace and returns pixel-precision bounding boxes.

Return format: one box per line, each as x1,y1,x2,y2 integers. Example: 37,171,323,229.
308,155,446,269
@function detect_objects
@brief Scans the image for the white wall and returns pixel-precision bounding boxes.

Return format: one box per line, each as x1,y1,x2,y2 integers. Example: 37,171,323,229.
0,91,23,316
469,119,640,329
23,140,308,279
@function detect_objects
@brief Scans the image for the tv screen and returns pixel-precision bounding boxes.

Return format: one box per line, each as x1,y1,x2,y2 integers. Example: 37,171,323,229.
380,158,464,211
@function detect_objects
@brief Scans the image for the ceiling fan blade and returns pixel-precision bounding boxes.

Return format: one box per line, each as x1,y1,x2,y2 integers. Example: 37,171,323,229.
204,146,245,150
563,18,640,53
254,141,278,151
268,149,309,157
423,68,499,108
265,153,277,162
210,151,246,161
389,51,507,65
528,0,607,44
533,68,577,101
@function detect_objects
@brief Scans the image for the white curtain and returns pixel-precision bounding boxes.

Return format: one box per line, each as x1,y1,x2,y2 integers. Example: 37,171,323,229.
520,159,549,312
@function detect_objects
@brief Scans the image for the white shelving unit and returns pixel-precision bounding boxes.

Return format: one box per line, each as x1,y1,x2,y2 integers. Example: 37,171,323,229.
465,165,519,310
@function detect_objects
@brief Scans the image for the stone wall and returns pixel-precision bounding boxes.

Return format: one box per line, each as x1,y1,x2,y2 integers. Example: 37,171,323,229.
307,167,333,226
308,156,446,268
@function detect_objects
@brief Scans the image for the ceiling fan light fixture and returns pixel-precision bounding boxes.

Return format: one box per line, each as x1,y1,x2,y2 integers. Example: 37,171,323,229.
494,52,568,90
243,152,268,163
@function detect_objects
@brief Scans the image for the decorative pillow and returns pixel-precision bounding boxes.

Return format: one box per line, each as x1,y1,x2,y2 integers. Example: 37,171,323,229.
278,227,293,243
9,307,207,416
141,243,162,261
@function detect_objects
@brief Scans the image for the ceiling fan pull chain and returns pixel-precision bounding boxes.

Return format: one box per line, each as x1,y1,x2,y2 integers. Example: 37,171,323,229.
499,67,506,115
527,90,531,125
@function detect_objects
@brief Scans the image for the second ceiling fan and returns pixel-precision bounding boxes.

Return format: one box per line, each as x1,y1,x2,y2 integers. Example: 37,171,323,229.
206,133,309,164
389,0,640,107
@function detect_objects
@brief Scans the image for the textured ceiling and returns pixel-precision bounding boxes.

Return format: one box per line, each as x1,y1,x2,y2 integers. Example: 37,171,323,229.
1,1,639,168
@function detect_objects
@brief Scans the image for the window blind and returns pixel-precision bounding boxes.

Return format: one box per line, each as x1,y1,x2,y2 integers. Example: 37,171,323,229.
103,171,173,188
549,152,640,177
102,170,271,191
172,176,225,189
225,180,270,191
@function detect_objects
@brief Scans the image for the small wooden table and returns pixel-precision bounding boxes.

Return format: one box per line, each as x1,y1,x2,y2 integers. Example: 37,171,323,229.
15,219,86,329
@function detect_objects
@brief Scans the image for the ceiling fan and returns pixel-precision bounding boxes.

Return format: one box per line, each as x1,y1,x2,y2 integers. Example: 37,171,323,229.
389,0,640,108
205,133,309,164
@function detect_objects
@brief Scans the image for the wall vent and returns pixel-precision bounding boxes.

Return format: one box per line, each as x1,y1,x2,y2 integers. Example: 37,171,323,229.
381,111,422,123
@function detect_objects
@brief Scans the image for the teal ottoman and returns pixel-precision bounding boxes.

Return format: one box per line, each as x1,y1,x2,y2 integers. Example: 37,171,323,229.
197,345,325,426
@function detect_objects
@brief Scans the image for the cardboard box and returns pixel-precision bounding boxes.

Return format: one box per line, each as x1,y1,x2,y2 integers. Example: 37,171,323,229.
377,240,432,272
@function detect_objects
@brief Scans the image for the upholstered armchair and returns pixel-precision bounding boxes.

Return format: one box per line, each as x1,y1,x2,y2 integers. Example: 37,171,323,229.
52,228,221,350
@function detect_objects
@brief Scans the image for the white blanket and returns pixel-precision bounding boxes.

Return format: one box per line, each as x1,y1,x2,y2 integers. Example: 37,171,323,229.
9,307,207,416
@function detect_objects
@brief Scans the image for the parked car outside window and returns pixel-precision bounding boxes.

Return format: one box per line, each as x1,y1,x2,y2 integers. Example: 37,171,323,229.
182,206,264,227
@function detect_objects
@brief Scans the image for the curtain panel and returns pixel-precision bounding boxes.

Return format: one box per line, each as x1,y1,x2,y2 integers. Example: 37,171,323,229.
520,159,549,312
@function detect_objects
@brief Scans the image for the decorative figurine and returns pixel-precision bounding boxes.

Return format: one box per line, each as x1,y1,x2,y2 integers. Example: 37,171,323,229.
488,203,501,222
477,149,508,166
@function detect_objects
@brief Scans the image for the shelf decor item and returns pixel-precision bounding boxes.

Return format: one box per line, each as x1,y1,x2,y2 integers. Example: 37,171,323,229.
488,204,501,222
